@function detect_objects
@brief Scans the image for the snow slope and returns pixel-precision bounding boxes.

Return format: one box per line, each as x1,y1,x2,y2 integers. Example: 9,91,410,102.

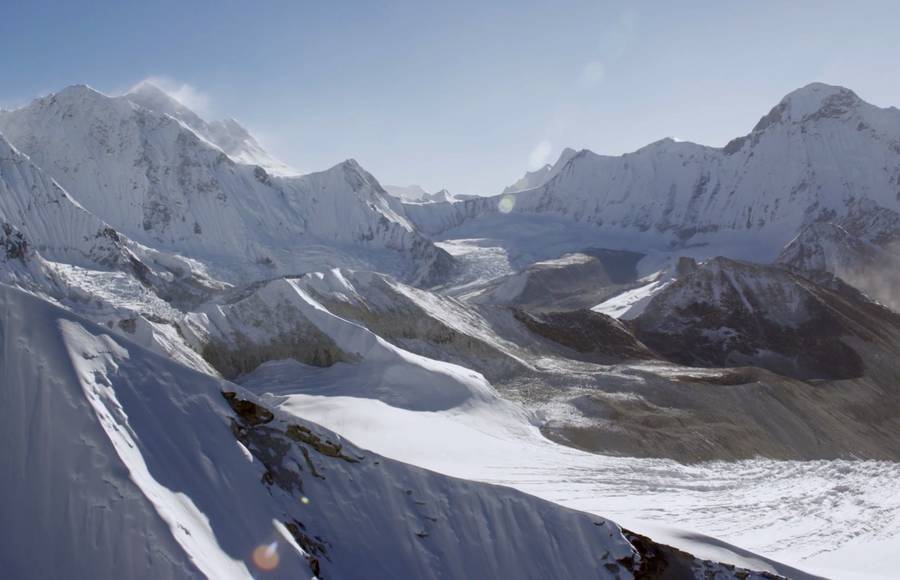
0,85,452,285
126,81,299,176
1,282,773,579
503,147,578,194
185,275,514,411
239,361,830,580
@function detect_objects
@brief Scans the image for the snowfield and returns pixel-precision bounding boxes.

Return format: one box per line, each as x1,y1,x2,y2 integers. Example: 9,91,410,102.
240,360,899,580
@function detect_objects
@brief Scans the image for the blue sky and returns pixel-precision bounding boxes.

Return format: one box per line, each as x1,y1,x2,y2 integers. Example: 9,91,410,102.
3,0,900,194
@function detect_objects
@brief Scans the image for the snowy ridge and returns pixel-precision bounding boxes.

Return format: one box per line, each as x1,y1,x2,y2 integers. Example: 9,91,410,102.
0,85,452,285
409,83,900,263
292,268,531,378
126,81,299,176
0,282,775,580
503,147,578,194
0,132,139,270
186,275,510,412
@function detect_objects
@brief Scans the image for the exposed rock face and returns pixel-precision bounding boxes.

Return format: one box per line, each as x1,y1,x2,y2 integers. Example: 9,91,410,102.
472,249,645,311
513,308,654,363
0,223,27,261
778,200,900,311
184,280,354,378
632,257,900,380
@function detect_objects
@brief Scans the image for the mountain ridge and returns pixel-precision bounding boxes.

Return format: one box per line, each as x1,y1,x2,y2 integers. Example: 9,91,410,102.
0,84,454,286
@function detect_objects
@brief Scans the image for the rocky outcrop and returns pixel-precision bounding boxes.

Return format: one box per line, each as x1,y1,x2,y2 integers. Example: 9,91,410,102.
632,257,900,380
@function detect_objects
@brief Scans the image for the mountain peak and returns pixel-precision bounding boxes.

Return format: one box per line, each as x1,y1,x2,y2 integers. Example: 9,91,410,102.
126,80,202,122
51,84,108,103
754,82,862,131
127,80,170,99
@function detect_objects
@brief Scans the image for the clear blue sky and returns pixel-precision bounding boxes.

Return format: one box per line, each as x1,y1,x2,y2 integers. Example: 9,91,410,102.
3,0,900,194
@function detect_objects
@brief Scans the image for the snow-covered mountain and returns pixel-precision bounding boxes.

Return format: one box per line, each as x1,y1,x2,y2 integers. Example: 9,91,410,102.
1,282,778,580
503,147,578,194
384,183,431,201
125,81,299,176
182,270,526,384
4,78,899,578
778,199,900,310
0,84,453,285
0,131,147,273
632,256,900,380
410,83,900,264
384,183,469,204
0,130,224,309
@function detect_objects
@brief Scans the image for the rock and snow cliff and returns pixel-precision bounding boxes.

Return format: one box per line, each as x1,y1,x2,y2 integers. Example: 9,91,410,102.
632,256,900,380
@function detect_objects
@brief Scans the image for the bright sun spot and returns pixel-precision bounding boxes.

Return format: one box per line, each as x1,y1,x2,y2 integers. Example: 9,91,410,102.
498,195,516,214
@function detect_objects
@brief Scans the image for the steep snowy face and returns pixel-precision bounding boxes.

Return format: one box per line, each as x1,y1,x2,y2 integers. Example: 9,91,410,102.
0,132,136,269
125,81,298,176
503,147,578,194
413,83,900,260
184,275,506,412
0,85,452,285
3,283,684,580
0,131,220,298
632,257,900,380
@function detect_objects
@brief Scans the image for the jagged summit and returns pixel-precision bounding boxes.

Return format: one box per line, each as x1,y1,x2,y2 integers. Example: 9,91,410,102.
750,82,864,132
124,81,299,176
0,83,452,285
126,80,207,124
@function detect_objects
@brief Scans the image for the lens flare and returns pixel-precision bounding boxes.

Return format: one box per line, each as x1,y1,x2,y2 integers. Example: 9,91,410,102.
252,541,280,571
498,195,515,214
